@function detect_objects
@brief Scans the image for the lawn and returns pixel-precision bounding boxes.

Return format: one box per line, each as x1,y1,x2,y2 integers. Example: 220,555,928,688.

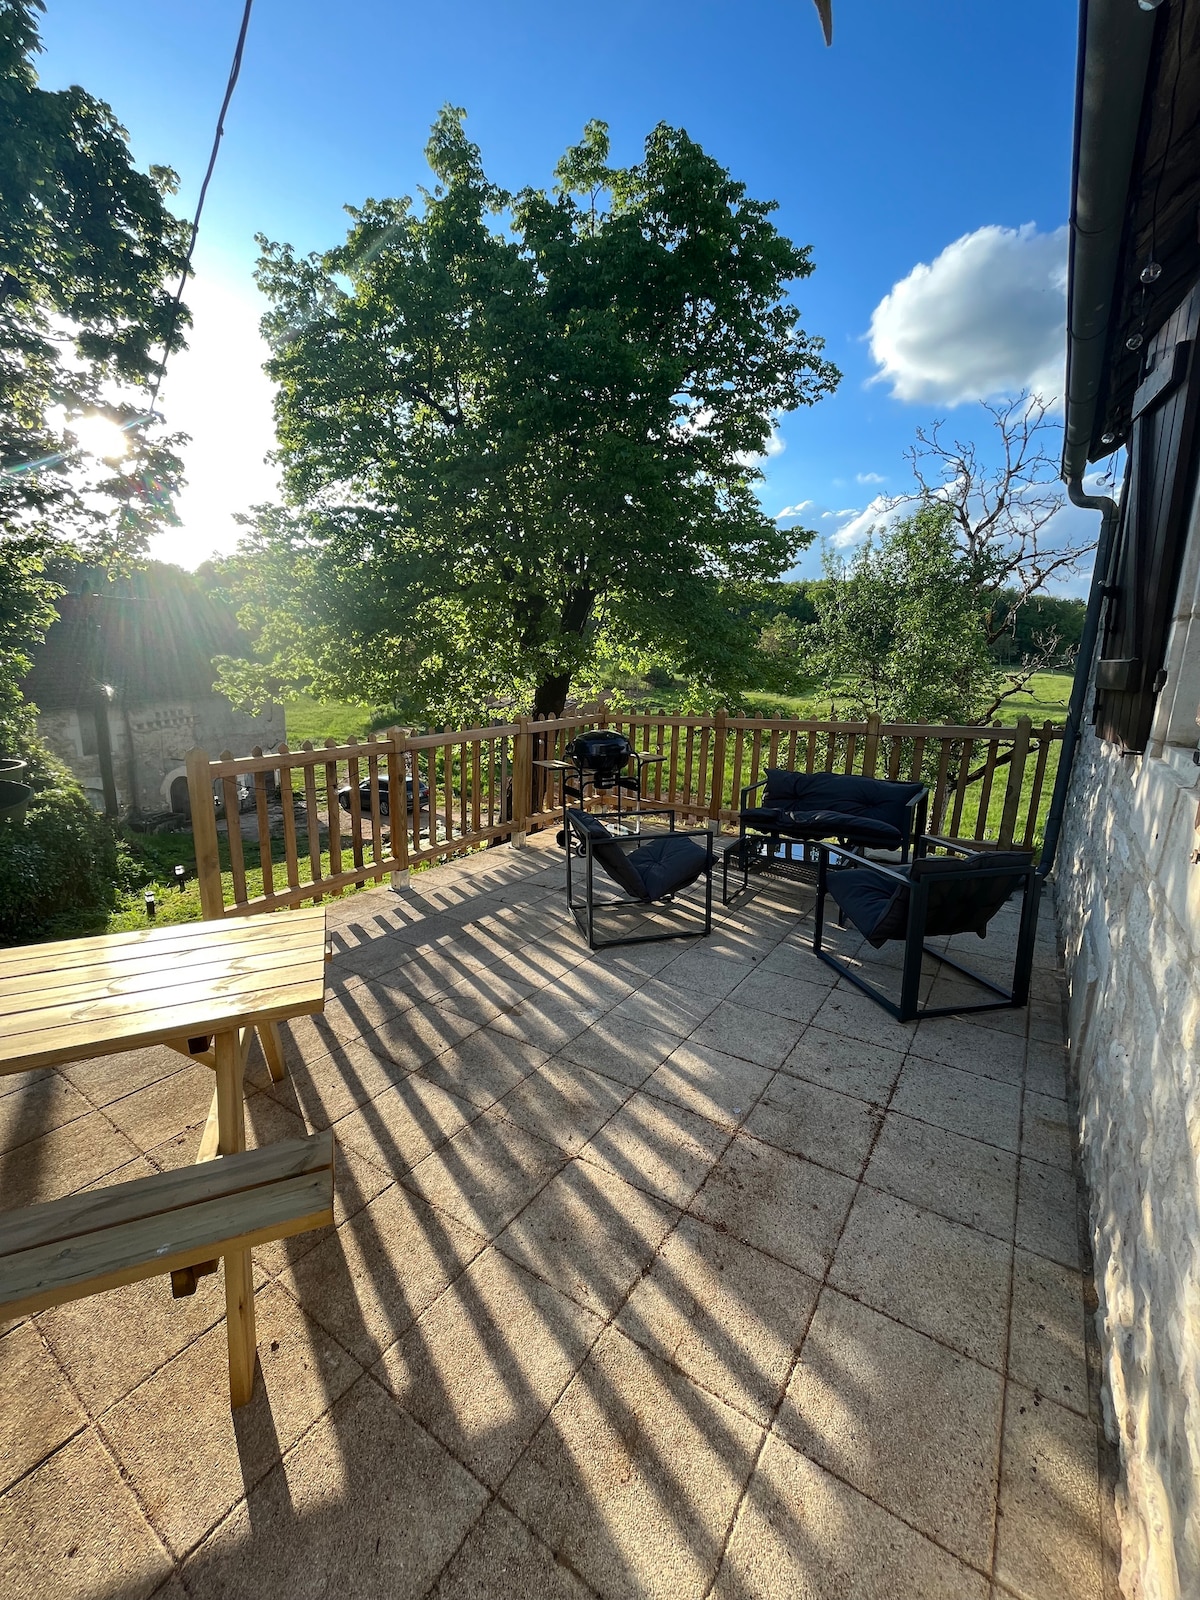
739,670,1075,726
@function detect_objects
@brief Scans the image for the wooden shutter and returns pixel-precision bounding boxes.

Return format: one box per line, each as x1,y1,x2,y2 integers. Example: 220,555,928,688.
1094,281,1200,752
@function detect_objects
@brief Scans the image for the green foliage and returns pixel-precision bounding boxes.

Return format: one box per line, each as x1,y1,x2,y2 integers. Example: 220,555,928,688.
812,504,1000,724
0,759,122,944
219,109,837,722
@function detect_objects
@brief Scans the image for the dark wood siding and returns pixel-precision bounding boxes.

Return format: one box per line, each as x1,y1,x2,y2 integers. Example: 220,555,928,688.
1094,280,1200,752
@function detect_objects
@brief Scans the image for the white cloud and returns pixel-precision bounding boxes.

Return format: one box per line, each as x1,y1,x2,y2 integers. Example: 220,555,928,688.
775,500,815,520
147,265,280,568
829,495,903,548
856,471,885,485
868,223,1067,408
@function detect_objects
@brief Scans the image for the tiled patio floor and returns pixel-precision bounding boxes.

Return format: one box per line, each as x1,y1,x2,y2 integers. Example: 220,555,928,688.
0,836,1116,1599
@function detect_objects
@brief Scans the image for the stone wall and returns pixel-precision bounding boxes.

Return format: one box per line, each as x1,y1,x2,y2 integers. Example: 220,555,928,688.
1057,499,1200,1599
36,696,283,815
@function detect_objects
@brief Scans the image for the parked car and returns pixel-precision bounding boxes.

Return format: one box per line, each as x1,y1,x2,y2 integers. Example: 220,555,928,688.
337,773,429,818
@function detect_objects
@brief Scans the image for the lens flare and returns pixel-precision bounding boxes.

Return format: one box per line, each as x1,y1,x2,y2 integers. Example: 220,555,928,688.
71,414,130,462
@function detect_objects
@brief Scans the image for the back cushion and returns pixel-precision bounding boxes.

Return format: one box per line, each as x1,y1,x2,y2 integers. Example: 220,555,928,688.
762,770,925,835
910,849,1033,937
567,809,647,899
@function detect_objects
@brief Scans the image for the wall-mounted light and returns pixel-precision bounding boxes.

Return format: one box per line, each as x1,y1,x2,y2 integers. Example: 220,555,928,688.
1137,1,1167,10
1126,332,1145,351
1140,261,1163,284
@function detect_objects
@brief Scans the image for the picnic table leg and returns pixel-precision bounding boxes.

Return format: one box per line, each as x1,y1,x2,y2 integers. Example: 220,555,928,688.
214,1027,257,1406
258,1020,288,1083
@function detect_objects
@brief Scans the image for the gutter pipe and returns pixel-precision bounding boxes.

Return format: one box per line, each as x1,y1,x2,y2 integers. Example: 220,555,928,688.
1037,479,1119,876
1042,0,1155,874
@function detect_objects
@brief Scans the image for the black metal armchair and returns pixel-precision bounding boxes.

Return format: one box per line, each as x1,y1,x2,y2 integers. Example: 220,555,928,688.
812,836,1040,1023
564,808,715,950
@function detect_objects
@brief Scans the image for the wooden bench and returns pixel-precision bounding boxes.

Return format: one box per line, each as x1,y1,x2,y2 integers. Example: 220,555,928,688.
0,1131,335,1407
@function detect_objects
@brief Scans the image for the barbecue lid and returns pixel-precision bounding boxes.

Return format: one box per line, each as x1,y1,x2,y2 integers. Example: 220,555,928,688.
568,730,632,768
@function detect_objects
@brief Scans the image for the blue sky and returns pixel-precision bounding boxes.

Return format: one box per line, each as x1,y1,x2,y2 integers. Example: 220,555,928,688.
37,0,1096,580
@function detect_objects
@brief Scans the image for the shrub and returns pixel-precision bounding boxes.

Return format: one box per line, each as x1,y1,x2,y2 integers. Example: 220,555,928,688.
0,753,122,945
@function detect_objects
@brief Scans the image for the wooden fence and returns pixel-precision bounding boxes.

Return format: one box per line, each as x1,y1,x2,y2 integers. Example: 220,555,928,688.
185,709,1064,919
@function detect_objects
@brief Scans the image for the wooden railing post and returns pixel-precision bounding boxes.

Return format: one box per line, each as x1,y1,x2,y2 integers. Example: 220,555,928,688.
998,716,1032,847
387,726,411,890
708,708,728,827
511,715,532,846
185,746,225,920
863,712,882,778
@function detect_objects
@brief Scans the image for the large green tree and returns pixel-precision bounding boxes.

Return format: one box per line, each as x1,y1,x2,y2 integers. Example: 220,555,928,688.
224,110,837,720
0,0,191,752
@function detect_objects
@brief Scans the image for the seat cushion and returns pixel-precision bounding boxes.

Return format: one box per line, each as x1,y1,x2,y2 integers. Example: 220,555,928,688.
777,809,902,848
626,834,710,900
826,849,1034,947
742,806,784,830
826,868,909,947
762,770,925,841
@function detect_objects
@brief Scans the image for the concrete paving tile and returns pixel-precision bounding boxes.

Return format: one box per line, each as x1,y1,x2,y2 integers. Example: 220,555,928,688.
711,1431,990,1600
556,1016,682,1088
417,1030,548,1109
907,1020,1026,1084
143,1091,305,1173
691,1135,856,1280
687,999,805,1069
746,1073,881,1179
501,1326,763,1600
0,1074,95,1155
402,1108,565,1236
1022,1091,1074,1169
1016,1160,1082,1270
725,967,833,1026
37,1258,229,1416
1024,1036,1068,1100
0,1111,140,1208
331,1074,477,1178
491,936,590,989
617,1215,820,1424
281,1183,485,1366
643,1043,773,1132
102,1066,219,1152
256,1141,394,1275
1007,1249,1090,1416
432,1501,593,1599
891,1058,1022,1153
777,1288,1004,1568
995,1384,1103,1600
586,934,700,980
100,1281,361,1558
580,1091,730,1208
655,944,758,999
606,976,723,1037
179,1375,489,1600
268,1038,407,1130
0,1322,85,1495
779,1025,905,1104
812,987,919,1050
0,1428,171,1600
359,1001,483,1072
486,987,608,1053
758,935,840,987
829,1186,1011,1368
56,1046,186,1110
434,967,541,1027
375,1248,602,1488
865,1113,1018,1239
492,1060,628,1156
496,1161,678,1319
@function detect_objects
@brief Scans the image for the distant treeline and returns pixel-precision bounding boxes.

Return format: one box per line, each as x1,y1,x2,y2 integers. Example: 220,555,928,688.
764,582,1085,667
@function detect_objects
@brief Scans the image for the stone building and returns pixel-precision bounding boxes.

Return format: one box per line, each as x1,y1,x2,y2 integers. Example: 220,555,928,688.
1057,4,1200,1596
23,577,283,818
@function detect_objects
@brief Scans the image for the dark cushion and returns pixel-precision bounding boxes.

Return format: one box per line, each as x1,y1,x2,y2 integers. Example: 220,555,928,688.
761,770,925,841
567,810,647,899
626,833,711,900
568,810,709,902
776,809,901,848
742,806,784,830
827,849,1033,947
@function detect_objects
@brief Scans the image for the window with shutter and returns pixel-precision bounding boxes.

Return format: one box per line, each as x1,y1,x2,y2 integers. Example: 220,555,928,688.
1094,280,1200,753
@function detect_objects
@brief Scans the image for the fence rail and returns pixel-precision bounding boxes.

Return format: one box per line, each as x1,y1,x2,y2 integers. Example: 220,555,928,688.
186,709,1064,919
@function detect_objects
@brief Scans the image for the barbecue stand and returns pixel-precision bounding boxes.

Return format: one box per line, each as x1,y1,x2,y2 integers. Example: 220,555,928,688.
535,730,667,844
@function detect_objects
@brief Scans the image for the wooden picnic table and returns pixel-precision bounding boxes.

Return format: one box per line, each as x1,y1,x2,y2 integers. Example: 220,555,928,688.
0,906,329,1404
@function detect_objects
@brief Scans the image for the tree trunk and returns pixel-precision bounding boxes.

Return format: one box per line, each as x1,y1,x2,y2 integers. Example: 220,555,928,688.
531,671,572,720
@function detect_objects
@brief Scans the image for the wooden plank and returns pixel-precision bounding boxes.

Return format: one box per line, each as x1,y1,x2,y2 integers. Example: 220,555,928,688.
947,739,976,839
367,741,385,870
186,746,225,921
324,743,343,892
0,1171,333,1323
346,740,365,873
1023,726,1055,849
220,760,248,908
974,731,1002,840
253,757,276,904
0,1132,335,1259
998,718,1032,847
260,1020,287,1083
0,945,327,1023
278,747,302,894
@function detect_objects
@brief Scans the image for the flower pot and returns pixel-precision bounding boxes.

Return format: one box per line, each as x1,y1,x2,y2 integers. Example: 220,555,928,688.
0,779,32,824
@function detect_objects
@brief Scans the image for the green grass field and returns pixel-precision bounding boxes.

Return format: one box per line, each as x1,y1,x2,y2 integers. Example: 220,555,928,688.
739,670,1074,725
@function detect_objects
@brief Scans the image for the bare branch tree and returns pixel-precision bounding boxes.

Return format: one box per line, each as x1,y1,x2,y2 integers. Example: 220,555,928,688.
903,395,1093,650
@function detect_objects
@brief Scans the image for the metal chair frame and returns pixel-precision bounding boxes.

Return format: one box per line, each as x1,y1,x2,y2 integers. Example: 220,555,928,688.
564,807,715,951
812,836,1041,1024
